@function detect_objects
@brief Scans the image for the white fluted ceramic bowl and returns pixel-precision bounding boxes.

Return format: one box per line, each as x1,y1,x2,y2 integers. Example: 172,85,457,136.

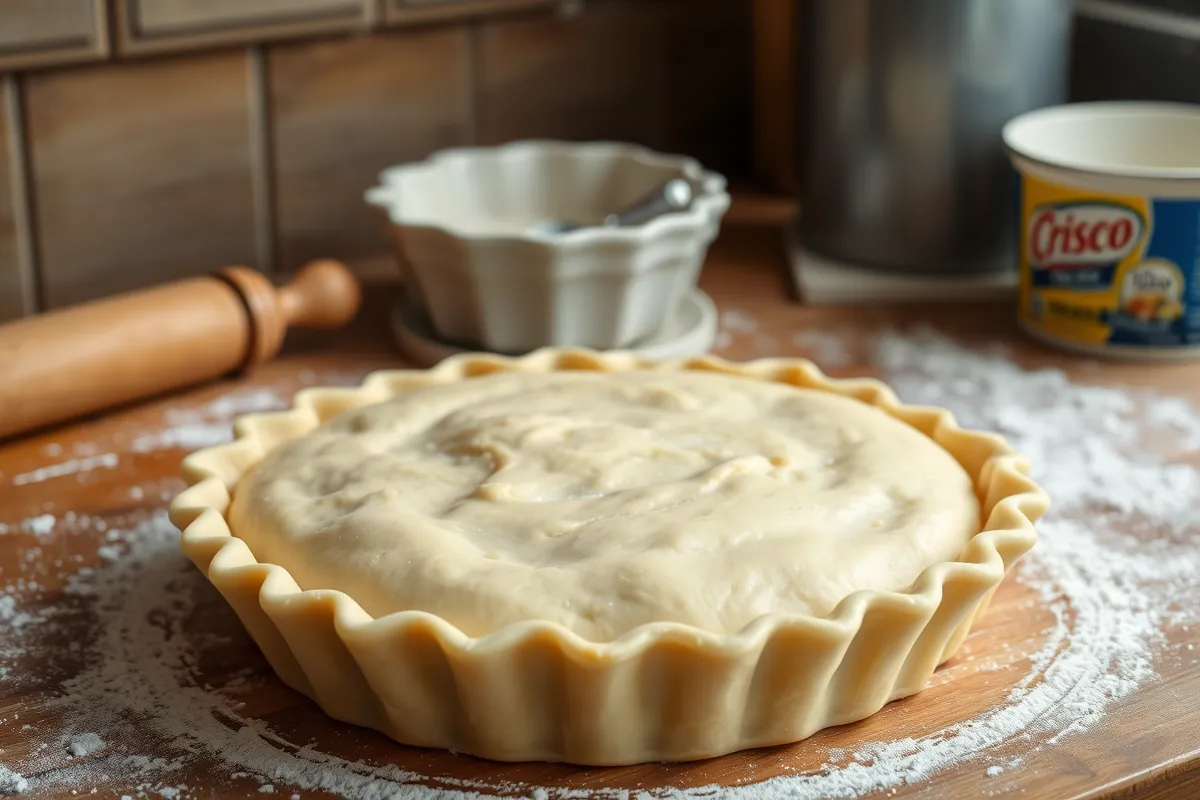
365,140,730,353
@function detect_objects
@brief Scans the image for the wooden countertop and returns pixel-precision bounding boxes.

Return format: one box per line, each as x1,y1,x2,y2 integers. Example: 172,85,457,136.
1,196,1199,799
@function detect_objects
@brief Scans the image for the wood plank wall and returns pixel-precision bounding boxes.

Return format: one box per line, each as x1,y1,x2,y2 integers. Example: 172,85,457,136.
0,0,752,319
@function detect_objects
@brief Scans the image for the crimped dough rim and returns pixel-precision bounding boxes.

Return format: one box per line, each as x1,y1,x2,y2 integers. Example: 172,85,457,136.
169,348,1049,660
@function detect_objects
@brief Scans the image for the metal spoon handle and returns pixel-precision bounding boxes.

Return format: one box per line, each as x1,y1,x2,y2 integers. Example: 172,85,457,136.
604,179,694,227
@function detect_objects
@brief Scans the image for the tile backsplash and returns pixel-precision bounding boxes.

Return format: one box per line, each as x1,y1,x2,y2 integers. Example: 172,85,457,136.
0,0,752,319
27,50,262,309
267,29,474,272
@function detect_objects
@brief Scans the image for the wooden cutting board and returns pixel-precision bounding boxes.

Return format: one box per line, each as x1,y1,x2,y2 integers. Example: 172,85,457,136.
2,260,1199,799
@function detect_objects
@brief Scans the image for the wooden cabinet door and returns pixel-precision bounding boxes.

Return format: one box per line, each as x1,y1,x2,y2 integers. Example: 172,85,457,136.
115,0,377,55
383,0,563,27
0,0,108,71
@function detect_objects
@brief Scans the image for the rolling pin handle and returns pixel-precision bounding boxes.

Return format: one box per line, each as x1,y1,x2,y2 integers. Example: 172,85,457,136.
217,259,362,368
279,259,363,330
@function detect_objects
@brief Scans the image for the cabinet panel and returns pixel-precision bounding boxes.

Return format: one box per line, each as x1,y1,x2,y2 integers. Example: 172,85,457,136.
0,0,108,72
0,82,27,321
26,51,259,308
268,28,472,271
384,0,560,27
116,0,376,56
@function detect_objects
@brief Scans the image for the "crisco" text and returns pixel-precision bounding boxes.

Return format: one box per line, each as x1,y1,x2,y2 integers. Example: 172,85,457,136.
1028,204,1143,265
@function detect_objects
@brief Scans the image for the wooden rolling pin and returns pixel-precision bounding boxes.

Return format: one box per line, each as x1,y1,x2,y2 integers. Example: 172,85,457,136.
0,259,362,442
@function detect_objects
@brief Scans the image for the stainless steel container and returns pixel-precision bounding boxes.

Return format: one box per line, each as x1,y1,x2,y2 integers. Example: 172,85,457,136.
795,0,1074,274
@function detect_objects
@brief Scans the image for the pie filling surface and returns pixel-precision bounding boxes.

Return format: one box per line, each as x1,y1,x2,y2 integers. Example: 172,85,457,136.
229,370,981,642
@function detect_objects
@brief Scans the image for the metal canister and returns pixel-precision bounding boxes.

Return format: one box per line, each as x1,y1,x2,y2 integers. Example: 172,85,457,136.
794,0,1074,274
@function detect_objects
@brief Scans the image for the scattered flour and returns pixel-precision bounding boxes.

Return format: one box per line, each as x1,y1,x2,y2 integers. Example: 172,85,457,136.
129,389,286,453
96,545,123,563
66,733,105,758
1144,395,1200,450
0,596,35,630
11,454,119,486
1,332,1198,799
720,309,758,334
0,766,29,794
791,329,853,368
18,515,55,537
717,310,788,357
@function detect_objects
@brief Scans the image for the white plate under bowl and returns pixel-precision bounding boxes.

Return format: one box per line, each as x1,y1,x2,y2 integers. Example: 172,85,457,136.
391,289,718,367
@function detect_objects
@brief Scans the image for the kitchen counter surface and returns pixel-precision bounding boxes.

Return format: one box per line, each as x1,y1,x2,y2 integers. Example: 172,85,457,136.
1,196,1198,799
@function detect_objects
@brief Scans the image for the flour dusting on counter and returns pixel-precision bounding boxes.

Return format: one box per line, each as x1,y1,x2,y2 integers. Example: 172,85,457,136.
11,454,120,486
129,389,287,453
65,733,106,758
720,309,758,333
717,309,789,357
0,596,36,630
123,375,364,454
1,336,1198,799
0,766,29,795
18,515,56,537
791,329,853,368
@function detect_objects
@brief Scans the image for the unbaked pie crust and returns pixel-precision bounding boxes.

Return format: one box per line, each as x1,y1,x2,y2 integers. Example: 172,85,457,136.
169,349,1049,766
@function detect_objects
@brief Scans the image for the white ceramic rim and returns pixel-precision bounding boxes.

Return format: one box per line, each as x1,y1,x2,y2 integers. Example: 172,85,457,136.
363,139,731,247
1002,101,1200,181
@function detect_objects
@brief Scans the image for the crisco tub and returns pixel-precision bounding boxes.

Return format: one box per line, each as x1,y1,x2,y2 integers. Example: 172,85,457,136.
1003,102,1200,361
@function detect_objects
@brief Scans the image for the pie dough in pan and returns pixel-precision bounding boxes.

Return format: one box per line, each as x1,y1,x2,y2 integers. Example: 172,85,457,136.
170,349,1049,766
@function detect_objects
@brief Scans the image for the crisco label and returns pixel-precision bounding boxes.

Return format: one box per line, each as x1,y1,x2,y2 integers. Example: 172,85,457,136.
1017,172,1200,353
1029,204,1143,264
